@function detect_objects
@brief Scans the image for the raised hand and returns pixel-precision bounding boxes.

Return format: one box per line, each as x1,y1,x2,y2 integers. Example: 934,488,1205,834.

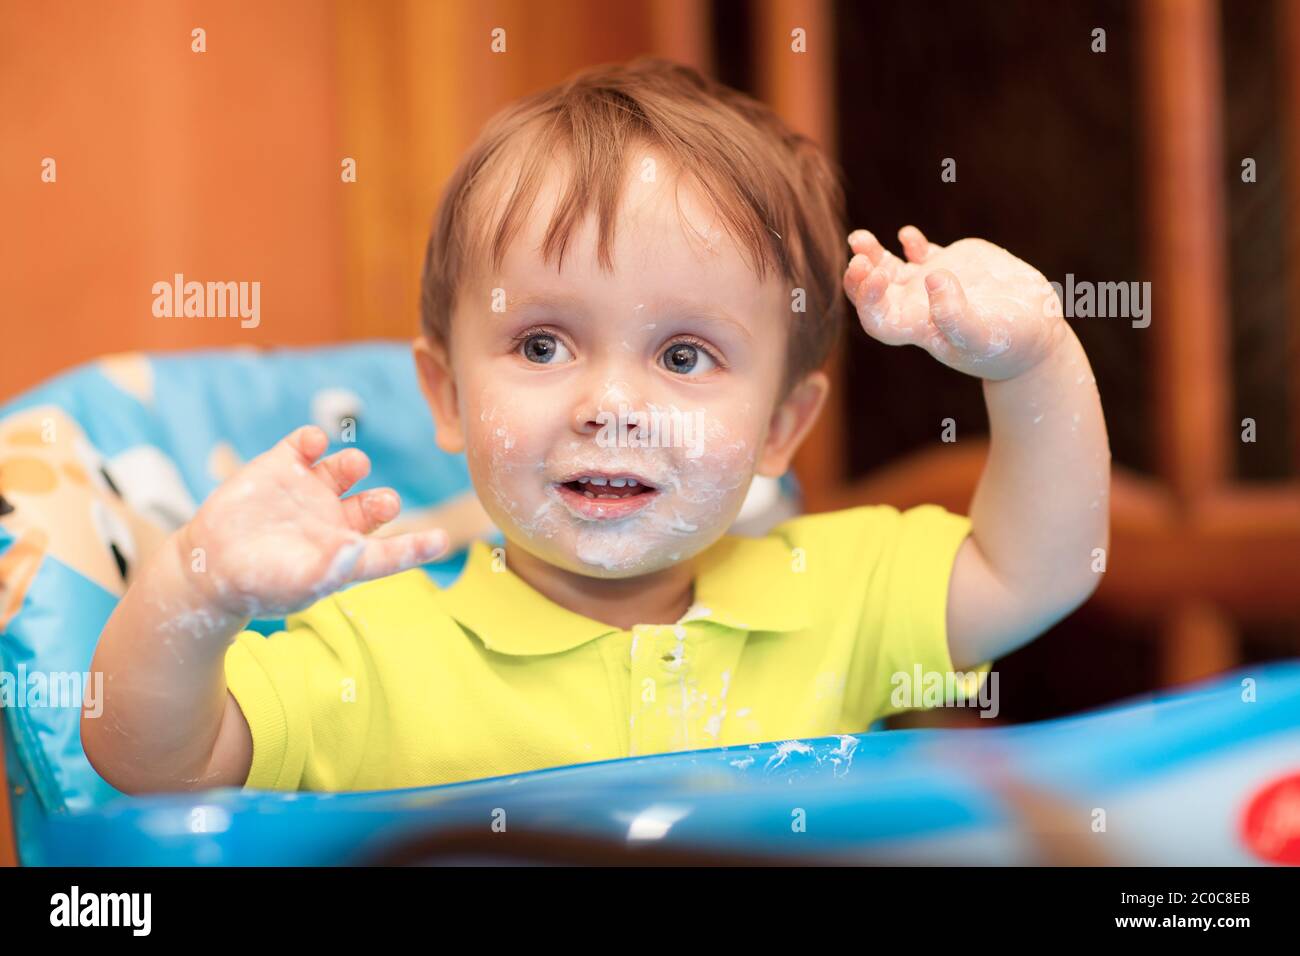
179,425,448,618
842,226,1065,380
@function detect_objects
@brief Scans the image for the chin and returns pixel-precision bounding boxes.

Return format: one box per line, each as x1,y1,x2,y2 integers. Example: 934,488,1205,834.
565,547,690,579
506,521,727,580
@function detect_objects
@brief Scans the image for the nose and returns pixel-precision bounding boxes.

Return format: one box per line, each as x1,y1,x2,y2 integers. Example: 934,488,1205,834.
570,375,646,438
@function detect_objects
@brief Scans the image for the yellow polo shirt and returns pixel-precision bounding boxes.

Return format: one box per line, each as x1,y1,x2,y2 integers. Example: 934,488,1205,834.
224,503,988,792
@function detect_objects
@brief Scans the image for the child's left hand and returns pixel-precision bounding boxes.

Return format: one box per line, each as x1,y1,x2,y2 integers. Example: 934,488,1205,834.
842,226,1064,381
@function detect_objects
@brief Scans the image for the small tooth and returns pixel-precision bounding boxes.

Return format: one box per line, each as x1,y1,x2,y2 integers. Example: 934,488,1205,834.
609,478,627,488
583,490,595,498
578,477,590,484
598,494,617,499
627,479,639,487
589,476,608,486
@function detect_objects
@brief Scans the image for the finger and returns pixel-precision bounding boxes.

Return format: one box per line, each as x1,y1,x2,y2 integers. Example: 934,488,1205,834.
850,265,894,337
351,528,450,582
843,253,873,297
846,229,886,266
341,487,400,535
314,535,368,594
924,269,985,353
876,247,904,282
899,225,935,263
278,425,329,466
312,447,370,496
849,229,907,281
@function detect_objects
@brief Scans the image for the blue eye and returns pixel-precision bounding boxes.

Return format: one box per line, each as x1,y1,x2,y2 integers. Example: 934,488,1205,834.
520,333,572,364
661,342,717,375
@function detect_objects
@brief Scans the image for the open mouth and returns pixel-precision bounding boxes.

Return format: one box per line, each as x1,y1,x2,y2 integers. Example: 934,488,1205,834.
558,475,657,500
554,472,661,520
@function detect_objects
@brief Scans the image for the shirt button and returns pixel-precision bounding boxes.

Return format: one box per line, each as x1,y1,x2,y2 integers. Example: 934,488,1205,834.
659,650,687,671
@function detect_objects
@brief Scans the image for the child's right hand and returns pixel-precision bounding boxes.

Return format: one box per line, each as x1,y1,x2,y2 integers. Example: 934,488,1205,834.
178,425,448,618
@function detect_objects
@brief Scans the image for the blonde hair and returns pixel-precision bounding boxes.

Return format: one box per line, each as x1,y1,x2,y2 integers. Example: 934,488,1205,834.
420,56,847,392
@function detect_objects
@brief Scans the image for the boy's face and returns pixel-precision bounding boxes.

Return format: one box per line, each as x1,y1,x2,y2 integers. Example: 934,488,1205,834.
416,152,825,578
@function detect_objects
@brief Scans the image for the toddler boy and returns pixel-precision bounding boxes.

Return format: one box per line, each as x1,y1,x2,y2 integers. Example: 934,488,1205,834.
83,59,1109,793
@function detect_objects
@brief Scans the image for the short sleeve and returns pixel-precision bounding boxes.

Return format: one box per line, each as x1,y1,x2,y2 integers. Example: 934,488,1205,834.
223,595,372,791
867,504,992,721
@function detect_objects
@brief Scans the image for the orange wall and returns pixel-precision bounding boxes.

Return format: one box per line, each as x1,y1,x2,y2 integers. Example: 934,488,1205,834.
0,0,710,402
0,0,348,399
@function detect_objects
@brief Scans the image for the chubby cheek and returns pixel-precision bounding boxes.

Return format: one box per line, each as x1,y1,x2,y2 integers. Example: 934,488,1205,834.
462,386,552,522
662,407,760,520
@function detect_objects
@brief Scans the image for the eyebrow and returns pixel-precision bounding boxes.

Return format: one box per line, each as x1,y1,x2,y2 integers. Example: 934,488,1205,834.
648,295,753,341
505,292,589,314
506,292,753,340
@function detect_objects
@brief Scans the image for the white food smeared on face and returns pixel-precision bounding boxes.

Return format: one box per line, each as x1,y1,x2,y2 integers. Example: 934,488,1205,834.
468,386,757,578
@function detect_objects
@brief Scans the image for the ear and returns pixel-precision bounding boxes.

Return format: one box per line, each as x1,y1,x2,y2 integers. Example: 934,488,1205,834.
755,370,829,478
412,334,465,454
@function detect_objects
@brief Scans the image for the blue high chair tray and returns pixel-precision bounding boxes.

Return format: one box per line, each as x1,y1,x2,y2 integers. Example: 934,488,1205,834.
8,661,1300,865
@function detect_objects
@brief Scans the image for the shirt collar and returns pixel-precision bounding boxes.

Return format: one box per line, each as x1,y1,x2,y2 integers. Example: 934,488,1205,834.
434,534,811,656
687,532,812,633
